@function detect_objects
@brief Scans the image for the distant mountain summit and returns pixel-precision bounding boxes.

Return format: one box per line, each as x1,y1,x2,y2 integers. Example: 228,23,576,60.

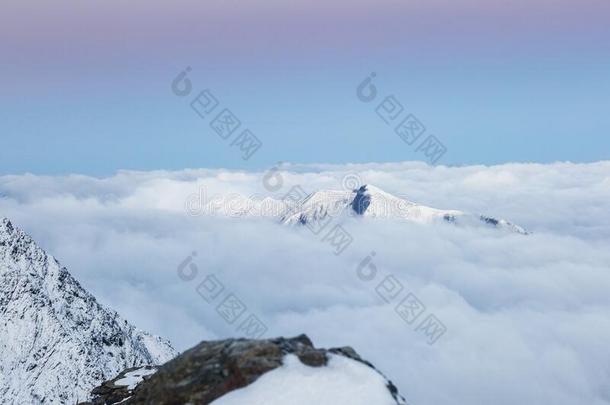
188,183,527,233
281,184,528,234
0,218,177,404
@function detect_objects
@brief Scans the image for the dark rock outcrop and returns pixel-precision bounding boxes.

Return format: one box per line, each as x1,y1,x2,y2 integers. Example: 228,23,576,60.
82,334,406,405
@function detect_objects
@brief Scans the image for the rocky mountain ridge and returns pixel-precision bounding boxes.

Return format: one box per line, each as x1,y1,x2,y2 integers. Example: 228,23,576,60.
0,218,177,404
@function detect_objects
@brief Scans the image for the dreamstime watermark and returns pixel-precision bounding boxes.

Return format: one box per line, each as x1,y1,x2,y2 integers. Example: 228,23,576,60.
356,73,447,164
171,66,263,161
176,251,268,338
279,184,354,255
356,251,447,345
185,188,289,218
184,184,414,220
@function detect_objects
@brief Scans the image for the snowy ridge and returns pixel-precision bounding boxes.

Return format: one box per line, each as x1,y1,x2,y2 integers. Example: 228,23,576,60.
187,183,527,233
209,354,403,405
281,189,354,225
0,218,177,404
85,334,407,405
280,184,528,234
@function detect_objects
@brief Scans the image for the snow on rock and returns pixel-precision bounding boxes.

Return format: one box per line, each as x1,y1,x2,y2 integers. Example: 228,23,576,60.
210,353,401,405
0,218,177,405
114,367,158,390
85,334,407,405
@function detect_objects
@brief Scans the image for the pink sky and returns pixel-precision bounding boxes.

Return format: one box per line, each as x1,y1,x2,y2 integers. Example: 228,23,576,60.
3,0,609,67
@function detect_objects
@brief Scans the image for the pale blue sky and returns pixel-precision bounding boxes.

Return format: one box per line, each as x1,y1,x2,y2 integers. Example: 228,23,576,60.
1,0,609,175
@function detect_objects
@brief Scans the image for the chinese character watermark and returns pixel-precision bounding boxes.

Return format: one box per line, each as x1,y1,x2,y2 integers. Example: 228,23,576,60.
176,251,268,338
355,251,447,344
172,67,263,161
356,72,447,164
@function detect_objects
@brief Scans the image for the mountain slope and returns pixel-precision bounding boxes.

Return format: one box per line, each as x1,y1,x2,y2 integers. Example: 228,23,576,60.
281,184,528,234
190,183,527,233
0,218,177,404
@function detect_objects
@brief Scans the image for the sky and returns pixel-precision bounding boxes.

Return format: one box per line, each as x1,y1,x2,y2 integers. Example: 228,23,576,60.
1,161,610,404
1,0,609,175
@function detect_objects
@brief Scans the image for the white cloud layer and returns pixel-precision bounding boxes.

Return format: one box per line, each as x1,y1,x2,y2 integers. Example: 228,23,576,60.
1,161,610,405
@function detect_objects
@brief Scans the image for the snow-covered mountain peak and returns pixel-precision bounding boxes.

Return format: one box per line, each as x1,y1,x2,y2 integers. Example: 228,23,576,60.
1,216,11,231
352,183,395,196
1,217,21,241
0,217,49,275
305,188,353,203
349,184,416,217
0,218,177,404
280,184,527,234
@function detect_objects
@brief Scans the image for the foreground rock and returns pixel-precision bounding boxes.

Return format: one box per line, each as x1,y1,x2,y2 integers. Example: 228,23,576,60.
84,334,407,405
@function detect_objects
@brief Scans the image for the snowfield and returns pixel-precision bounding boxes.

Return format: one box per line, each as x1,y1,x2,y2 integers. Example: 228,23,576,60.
115,366,158,390
210,354,401,405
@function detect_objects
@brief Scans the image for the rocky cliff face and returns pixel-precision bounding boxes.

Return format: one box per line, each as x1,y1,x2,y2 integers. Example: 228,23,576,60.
0,218,177,404
84,334,407,405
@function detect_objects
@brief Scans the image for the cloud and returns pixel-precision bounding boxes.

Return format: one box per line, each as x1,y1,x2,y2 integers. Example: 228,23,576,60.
1,161,610,405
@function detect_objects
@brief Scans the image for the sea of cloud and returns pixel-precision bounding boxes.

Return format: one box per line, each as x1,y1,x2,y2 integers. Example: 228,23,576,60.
1,161,609,405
